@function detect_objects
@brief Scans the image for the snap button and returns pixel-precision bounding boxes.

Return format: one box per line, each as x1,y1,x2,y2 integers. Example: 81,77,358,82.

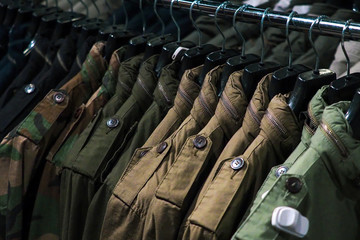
106,118,119,128
230,157,245,170
53,92,65,103
193,135,207,149
275,166,289,178
157,142,168,153
24,84,35,94
139,150,149,158
285,177,302,193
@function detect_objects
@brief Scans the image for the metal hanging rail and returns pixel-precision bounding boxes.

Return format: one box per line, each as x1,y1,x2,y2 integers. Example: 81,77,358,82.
158,0,360,40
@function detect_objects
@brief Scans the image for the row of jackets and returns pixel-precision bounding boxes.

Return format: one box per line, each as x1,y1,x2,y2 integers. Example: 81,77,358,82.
0,2,360,240
0,39,359,240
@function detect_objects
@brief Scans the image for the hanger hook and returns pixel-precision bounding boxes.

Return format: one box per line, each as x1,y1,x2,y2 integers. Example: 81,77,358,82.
154,0,165,36
215,1,228,52
67,0,73,13
286,11,298,70
79,0,89,17
90,0,100,18
309,15,326,74
105,0,115,24
190,0,202,47
122,0,129,30
140,0,146,34
170,0,181,43
260,7,271,64
341,19,352,78
233,4,252,58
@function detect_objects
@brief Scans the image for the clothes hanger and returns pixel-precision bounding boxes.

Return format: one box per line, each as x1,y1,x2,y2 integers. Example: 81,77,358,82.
268,11,310,99
2,0,28,27
197,2,239,86
241,7,281,101
13,0,43,27
177,0,219,80
345,88,360,140
288,15,336,117
154,0,195,77
102,0,138,62
124,0,157,60
217,4,260,96
142,0,176,61
27,0,61,39
72,0,105,39
40,0,85,41
326,20,360,104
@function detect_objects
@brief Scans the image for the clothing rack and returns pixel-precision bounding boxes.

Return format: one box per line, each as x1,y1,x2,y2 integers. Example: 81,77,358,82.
158,0,360,40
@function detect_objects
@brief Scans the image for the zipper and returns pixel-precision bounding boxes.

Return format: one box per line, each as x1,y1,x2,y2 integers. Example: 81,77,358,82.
158,82,170,103
57,51,69,72
199,92,214,117
34,46,52,66
248,101,261,126
137,76,152,98
221,92,239,120
265,110,287,136
320,122,348,157
178,85,193,108
307,103,319,131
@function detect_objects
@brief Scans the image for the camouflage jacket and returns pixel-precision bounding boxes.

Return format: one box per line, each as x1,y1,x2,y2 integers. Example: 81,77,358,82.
0,42,107,240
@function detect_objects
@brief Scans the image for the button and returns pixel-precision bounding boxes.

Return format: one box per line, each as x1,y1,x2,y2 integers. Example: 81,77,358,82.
275,166,289,178
230,157,245,170
53,92,65,103
193,135,207,149
24,84,35,94
139,150,149,158
157,142,168,153
271,206,309,238
285,177,302,193
106,118,119,128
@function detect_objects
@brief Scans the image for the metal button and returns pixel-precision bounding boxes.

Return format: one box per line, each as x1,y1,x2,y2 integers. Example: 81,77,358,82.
275,166,289,178
24,84,35,94
139,150,149,158
230,157,245,170
53,92,65,103
157,142,168,153
285,177,302,193
193,135,207,149
106,118,119,128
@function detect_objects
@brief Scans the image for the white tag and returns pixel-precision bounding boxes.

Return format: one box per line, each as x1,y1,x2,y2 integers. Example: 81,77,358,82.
172,46,189,61
273,0,291,12
272,206,309,238
292,5,312,15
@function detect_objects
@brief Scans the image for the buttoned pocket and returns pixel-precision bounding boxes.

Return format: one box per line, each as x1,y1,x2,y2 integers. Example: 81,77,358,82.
155,135,213,208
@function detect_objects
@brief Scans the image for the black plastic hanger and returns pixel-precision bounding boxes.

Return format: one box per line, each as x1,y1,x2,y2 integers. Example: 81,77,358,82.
72,0,105,40
98,0,137,61
124,0,157,60
142,0,176,61
197,2,239,86
27,4,61,38
217,4,260,96
0,0,10,24
269,11,310,99
288,16,336,117
3,0,27,27
326,20,360,104
177,0,219,79
154,0,195,77
40,0,85,41
241,8,281,101
346,88,360,140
